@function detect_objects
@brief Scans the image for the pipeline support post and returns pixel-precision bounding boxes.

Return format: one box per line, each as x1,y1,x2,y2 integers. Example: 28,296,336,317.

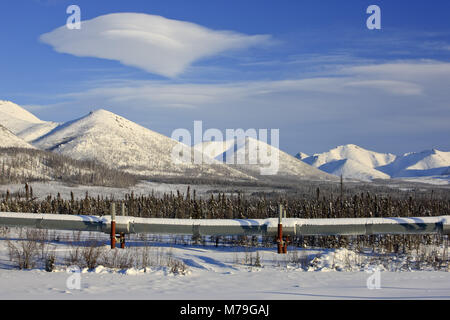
111,202,116,249
121,202,126,216
277,204,284,254
120,232,125,249
283,207,288,253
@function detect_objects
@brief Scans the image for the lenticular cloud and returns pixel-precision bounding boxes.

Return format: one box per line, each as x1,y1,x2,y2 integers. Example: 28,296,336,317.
40,13,270,78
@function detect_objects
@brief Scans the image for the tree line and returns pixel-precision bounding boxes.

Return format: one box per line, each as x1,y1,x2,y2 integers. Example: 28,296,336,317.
1,184,448,220
0,147,138,187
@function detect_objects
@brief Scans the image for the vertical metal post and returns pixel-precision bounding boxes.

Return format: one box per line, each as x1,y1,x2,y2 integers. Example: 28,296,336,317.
111,202,116,249
120,232,125,249
121,202,126,216
282,207,288,254
277,204,283,254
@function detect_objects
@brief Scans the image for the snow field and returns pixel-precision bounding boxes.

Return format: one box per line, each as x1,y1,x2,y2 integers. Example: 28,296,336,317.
0,227,448,299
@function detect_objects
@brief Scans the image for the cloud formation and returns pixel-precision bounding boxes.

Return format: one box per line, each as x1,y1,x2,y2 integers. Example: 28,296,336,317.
38,59,449,155
60,60,449,107
40,13,271,78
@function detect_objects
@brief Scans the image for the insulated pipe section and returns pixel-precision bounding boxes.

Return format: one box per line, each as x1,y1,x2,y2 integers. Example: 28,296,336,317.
0,212,104,232
294,217,450,236
0,213,449,236
129,219,267,236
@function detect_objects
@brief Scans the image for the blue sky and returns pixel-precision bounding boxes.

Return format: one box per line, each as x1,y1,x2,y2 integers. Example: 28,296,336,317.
1,0,449,155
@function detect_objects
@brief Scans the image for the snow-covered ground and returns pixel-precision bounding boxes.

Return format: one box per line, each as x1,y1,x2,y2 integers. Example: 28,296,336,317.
1,266,449,300
393,175,450,186
0,227,448,300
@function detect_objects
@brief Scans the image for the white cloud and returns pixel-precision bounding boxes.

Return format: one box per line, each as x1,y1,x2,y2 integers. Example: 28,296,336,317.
342,80,423,95
40,13,271,78
345,60,450,78
57,60,450,109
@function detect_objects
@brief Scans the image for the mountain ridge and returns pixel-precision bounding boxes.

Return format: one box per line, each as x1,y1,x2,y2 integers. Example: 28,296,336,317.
32,109,255,181
298,144,450,182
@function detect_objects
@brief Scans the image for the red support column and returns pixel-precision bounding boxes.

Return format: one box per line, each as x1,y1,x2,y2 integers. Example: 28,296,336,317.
277,204,284,254
277,223,283,254
111,203,116,249
111,221,116,249
120,232,125,249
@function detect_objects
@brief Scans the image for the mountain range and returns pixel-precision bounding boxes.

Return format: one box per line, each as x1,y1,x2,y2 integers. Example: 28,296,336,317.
195,138,335,181
298,144,450,182
0,100,448,184
32,108,255,181
0,101,333,183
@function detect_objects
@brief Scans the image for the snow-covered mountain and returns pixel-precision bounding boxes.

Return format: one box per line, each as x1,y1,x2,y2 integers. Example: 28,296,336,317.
301,144,396,181
0,125,35,149
33,109,253,180
377,149,450,178
3,100,447,184
317,159,390,181
195,137,337,181
0,100,60,142
299,144,450,182
303,144,397,169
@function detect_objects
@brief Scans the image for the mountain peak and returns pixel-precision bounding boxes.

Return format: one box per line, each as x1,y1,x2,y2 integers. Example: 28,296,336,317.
90,108,113,115
85,108,118,119
0,100,43,127
33,110,253,180
334,144,361,150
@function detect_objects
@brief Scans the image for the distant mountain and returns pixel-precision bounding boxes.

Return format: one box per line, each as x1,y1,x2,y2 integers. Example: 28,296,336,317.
300,144,395,181
32,109,253,181
3,101,447,185
377,149,450,177
318,159,390,181
303,144,397,168
0,100,59,142
300,144,450,182
195,137,338,181
0,124,35,149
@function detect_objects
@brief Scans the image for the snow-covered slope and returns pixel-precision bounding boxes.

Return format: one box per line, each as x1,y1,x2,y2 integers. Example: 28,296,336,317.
0,100,59,142
195,138,337,181
18,122,61,143
303,144,397,168
0,125,35,149
301,144,396,181
33,109,253,180
318,159,390,182
378,149,450,177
